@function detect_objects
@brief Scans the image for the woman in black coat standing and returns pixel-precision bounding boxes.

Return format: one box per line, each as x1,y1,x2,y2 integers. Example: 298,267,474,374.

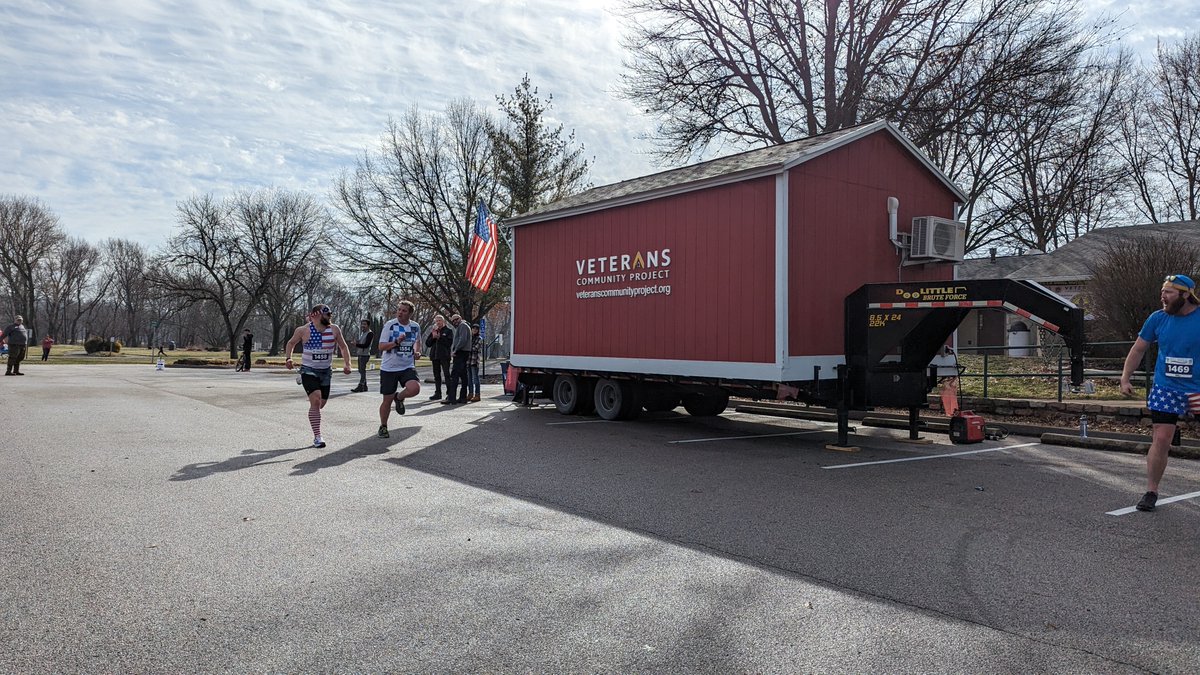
424,314,454,399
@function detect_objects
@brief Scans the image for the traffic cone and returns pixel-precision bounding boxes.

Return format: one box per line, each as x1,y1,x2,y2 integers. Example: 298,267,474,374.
940,377,959,416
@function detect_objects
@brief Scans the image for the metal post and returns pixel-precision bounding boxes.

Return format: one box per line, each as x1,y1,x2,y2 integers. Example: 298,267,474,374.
836,364,850,447
982,352,989,399
1057,351,1064,403
909,406,921,440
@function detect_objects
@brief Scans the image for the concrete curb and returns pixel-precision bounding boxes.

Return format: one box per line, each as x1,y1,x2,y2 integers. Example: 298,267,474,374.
734,402,1200,459
1039,433,1200,460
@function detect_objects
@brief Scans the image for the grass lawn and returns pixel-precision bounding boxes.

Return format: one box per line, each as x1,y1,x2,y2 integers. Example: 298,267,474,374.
19,345,413,369
953,353,1145,401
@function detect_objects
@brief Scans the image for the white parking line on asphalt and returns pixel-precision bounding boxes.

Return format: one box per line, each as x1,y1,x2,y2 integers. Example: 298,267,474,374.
546,410,758,426
668,428,831,444
1106,489,1200,516
822,441,1041,469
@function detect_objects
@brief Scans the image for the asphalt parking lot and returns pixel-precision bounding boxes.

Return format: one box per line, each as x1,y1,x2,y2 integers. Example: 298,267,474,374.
2,365,1198,672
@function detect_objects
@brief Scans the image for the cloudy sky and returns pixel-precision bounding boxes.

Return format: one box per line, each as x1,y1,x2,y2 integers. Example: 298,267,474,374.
2,0,1197,247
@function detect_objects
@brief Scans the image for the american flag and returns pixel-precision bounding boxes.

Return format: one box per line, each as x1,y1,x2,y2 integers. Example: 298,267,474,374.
1147,385,1200,415
305,324,335,352
466,200,499,292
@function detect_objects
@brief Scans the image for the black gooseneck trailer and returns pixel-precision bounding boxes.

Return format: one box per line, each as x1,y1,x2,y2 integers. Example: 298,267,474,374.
837,278,1086,445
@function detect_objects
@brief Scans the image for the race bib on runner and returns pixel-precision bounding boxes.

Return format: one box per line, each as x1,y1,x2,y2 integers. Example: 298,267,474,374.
392,325,415,355
1165,356,1193,378
312,352,330,361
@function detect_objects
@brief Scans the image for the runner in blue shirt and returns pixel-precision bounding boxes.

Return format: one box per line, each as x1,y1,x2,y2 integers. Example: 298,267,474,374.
1120,273,1200,511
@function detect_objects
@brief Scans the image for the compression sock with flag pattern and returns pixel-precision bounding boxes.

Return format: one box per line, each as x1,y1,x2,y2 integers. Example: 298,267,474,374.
308,408,321,438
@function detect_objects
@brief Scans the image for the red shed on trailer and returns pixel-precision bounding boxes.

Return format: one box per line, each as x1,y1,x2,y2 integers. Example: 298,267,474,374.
505,121,972,419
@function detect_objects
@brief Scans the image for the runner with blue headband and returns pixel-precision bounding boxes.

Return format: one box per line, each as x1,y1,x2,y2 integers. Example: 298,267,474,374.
1120,273,1200,511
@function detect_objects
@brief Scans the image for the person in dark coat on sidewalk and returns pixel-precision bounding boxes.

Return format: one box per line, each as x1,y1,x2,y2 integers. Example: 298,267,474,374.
352,318,374,392
424,315,453,400
443,313,472,404
240,328,254,371
1,315,29,376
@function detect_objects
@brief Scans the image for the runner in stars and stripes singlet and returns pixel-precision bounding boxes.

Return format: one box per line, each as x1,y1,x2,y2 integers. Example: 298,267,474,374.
301,322,337,369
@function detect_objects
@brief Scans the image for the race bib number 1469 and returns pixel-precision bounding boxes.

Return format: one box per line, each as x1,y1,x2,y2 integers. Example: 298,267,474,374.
1165,356,1193,378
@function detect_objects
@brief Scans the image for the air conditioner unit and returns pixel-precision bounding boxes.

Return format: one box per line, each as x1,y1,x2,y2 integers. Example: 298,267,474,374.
910,216,966,262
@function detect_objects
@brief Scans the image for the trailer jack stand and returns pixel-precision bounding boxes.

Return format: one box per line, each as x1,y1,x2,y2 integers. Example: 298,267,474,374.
826,401,860,452
896,406,933,444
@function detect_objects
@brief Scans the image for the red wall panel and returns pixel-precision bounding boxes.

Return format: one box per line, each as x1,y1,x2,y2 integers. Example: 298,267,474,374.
514,177,777,363
787,132,958,355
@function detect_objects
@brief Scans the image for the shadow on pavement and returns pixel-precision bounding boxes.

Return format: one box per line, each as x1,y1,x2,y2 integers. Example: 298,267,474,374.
171,446,308,481
375,400,1200,669
289,426,420,476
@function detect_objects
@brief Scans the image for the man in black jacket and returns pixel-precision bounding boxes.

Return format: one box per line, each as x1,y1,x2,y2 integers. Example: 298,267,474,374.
424,315,453,400
240,329,254,371
351,318,374,392
1,315,29,376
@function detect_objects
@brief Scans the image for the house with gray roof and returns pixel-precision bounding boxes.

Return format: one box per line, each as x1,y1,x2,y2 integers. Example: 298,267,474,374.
956,220,1200,353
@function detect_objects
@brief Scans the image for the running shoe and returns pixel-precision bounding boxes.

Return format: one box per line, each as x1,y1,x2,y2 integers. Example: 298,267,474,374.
313,436,326,449
377,425,389,438
1136,491,1158,512
394,397,405,415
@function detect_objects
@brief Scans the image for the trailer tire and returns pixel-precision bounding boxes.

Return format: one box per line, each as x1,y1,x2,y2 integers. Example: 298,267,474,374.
682,390,729,417
576,378,597,415
552,375,592,415
594,378,640,421
642,392,681,413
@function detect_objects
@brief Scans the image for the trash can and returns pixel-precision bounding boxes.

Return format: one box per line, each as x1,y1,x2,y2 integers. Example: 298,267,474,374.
1007,321,1031,357
500,361,511,394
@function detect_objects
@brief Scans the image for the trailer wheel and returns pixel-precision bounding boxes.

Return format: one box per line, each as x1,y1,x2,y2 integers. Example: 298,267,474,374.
552,375,592,415
594,378,640,421
682,390,729,417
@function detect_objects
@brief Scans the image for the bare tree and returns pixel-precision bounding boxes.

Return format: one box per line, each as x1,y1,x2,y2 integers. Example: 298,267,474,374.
1083,234,1200,343
332,100,503,325
150,190,328,359
101,239,151,346
619,0,1097,162
37,237,102,342
261,265,329,355
1117,35,1200,223
237,190,329,354
147,194,260,359
0,195,66,328
974,50,1133,251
